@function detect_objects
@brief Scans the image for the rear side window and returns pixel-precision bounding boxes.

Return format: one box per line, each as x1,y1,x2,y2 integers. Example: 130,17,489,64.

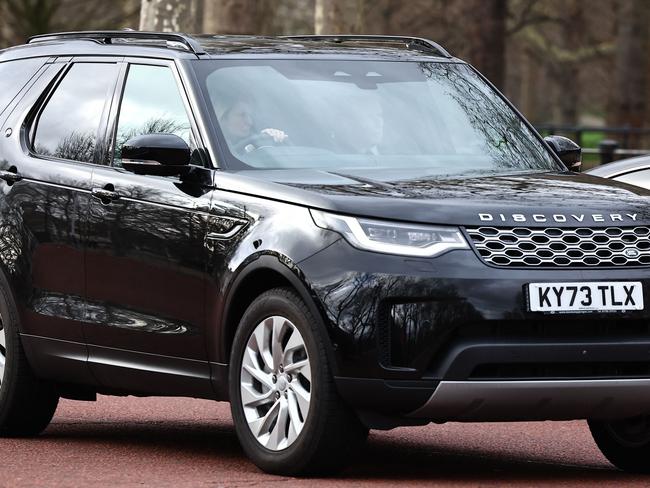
32,63,117,163
0,57,45,117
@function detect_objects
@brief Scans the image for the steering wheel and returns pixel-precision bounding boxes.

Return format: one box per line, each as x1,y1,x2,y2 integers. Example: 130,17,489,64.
233,132,290,154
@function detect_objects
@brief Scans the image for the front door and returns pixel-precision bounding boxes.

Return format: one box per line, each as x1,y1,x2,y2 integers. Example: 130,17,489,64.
84,60,214,396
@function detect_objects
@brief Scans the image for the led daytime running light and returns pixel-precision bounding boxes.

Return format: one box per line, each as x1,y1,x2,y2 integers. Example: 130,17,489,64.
310,209,468,257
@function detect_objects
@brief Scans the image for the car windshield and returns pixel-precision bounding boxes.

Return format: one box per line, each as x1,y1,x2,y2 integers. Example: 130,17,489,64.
192,59,561,175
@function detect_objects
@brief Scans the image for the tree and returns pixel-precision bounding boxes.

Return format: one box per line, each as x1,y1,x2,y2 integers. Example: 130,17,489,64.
0,0,139,48
464,0,508,89
609,0,650,146
139,0,203,31
203,0,265,34
314,0,360,34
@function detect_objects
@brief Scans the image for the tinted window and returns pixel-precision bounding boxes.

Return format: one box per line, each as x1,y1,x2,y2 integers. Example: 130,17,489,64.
33,63,117,163
113,64,194,165
616,169,650,190
0,57,45,117
193,60,561,174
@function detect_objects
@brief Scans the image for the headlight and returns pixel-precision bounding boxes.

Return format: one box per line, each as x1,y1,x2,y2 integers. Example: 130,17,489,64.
310,209,468,257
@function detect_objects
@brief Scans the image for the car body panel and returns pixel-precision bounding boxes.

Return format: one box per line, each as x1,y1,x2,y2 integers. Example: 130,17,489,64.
212,169,650,226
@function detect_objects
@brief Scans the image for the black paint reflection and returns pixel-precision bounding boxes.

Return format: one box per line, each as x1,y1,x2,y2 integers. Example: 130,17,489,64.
314,270,483,373
85,300,191,335
31,290,191,335
85,166,219,360
0,163,91,342
0,209,26,275
386,298,483,370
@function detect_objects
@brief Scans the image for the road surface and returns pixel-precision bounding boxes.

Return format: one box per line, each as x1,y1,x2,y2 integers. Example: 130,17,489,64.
2,395,649,487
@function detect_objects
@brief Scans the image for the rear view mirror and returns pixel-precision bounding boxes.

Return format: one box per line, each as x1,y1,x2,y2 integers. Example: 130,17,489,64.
544,135,582,172
121,133,191,176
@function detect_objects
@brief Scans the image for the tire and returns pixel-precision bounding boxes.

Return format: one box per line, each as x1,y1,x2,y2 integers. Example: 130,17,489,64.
0,278,59,437
588,417,650,473
229,287,367,476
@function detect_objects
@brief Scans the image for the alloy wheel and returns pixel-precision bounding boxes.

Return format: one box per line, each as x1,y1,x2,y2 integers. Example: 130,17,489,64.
240,315,312,451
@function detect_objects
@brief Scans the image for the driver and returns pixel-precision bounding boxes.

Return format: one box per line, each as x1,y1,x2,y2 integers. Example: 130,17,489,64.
218,96,288,153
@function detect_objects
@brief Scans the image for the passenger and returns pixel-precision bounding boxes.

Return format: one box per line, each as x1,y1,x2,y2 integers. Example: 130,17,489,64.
333,95,384,155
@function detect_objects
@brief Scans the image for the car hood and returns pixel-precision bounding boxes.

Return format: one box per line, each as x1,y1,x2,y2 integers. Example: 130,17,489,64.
217,168,650,227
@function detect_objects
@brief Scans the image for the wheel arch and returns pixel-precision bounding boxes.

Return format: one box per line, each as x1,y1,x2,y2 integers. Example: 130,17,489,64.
0,262,22,330
218,254,335,371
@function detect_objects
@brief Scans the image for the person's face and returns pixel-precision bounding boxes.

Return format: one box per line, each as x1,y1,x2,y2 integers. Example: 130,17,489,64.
223,101,253,140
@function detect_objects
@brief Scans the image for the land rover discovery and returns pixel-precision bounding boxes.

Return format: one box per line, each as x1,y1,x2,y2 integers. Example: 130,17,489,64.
0,31,650,475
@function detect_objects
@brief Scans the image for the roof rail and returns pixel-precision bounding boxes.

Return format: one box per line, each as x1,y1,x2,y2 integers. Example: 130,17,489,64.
27,31,207,56
282,35,451,58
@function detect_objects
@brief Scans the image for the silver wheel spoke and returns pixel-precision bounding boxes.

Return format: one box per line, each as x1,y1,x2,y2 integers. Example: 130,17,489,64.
282,328,303,365
290,381,311,418
267,399,289,450
271,316,285,372
241,315,311,451
241,383,275,408
283,358,311,381
248,399,281,438
242,362,273,390
252,324,274,372
286,389,304,444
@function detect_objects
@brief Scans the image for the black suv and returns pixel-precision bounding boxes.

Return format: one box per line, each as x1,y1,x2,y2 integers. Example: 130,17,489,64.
1,31,650,475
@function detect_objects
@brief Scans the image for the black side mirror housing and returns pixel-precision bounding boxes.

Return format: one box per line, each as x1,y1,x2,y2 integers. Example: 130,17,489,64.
121,133,191,176
544,135,582,172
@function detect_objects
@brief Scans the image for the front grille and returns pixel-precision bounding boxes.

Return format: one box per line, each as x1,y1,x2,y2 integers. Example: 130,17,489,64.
466,226,650,267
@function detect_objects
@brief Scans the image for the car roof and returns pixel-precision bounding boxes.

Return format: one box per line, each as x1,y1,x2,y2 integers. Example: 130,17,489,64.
194,34,452,58
1,31,459,63
586,155,650,178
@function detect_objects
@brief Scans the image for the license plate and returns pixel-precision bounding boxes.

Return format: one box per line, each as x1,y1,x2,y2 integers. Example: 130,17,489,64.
528,281,644,313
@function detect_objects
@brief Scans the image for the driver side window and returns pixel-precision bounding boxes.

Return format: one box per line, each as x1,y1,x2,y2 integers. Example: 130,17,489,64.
113,64,197,166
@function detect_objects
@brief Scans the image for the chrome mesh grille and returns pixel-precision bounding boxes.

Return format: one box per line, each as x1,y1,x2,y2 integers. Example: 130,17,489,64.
465,226,650,267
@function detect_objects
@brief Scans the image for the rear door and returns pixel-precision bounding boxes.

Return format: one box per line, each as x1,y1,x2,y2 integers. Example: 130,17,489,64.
84,58,215,396
0,59,120,383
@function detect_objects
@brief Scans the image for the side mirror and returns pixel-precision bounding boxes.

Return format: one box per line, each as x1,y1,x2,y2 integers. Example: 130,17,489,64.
544,135,582,172
121,133,191,176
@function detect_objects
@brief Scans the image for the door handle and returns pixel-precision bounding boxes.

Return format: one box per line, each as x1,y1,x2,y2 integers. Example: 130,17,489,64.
0,169,22,184
91,186,120,203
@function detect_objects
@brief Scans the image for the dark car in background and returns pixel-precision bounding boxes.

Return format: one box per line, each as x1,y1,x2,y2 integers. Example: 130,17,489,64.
1,31,650,476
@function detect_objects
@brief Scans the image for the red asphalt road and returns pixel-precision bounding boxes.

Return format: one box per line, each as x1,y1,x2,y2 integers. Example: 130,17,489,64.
2,396,650,487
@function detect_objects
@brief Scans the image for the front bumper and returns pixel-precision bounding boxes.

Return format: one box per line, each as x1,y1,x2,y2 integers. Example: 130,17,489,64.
298,239,650,422
409,378,650,422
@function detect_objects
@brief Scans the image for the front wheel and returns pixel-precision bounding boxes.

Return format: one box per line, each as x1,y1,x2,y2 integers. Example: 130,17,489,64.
589,416,650,473
229,288,367,476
